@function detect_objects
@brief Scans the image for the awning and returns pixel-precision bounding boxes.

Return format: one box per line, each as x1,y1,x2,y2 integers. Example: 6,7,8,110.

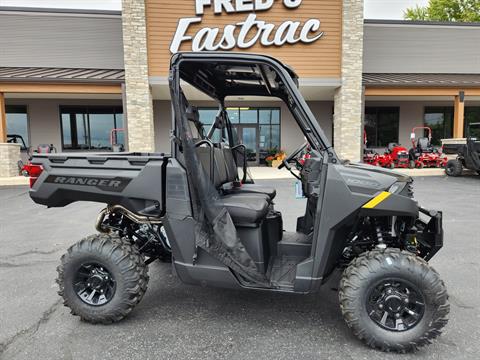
363,73,480,88
0,67,124,83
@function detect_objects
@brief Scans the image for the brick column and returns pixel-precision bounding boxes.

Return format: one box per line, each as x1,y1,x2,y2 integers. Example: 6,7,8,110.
333,0,364,162
122,0,155,152
0,143,21,177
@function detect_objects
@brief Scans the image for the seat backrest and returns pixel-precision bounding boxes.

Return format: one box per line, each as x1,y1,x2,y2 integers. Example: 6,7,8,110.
417,137,431,151
223,148,238,182
196,146,215,184
387,143,397,152
213,147,229,187
195,146,231,189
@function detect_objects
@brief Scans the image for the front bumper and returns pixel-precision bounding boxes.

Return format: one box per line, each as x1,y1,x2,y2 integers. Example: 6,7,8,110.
416,207,444,261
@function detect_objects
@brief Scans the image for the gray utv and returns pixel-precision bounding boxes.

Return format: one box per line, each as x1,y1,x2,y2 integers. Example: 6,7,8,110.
27,52,449,352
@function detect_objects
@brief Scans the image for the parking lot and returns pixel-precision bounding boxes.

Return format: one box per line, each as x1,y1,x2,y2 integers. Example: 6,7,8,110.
0,176,479,360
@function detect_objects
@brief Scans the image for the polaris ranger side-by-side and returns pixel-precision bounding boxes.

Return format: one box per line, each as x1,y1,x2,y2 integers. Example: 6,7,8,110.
27,53,449,352
444,122,480,176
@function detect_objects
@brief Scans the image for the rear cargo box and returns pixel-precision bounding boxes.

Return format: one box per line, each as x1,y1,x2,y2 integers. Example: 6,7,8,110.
30,152,168,216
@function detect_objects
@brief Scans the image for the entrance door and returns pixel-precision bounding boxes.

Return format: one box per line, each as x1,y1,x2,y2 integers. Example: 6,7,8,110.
238,125,258,164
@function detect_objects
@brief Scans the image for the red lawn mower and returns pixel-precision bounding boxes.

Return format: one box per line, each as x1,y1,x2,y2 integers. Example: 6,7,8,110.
386,142,410,168
363,132,379,166
408,127,447,168
363,132,409,169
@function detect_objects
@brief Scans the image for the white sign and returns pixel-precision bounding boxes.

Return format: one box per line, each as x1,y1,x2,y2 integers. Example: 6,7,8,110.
170,0,324,53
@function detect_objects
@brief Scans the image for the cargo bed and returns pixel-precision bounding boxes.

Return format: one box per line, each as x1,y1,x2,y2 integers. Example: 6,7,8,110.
29,152,169,216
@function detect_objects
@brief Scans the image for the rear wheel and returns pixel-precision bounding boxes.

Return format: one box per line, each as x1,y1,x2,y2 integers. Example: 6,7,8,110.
339,248,449,352
57,234,149,324
445,159,463,177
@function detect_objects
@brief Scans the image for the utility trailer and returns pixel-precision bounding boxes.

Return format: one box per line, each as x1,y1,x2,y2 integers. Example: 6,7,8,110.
26,52,449,352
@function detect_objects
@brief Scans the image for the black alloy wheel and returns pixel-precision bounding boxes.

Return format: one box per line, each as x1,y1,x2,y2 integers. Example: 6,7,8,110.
74,263,116,306
366,278,425,332
339,248,449,352
57,234,149,324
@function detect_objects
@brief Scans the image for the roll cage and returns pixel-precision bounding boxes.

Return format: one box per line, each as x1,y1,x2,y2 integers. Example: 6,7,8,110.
169,52,337,163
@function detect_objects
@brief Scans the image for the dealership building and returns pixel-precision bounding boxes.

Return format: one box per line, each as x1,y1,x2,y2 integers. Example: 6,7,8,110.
1,0,480,176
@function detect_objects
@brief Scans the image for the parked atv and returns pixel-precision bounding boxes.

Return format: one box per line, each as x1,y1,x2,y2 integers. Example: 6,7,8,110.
27,53,449,352
409,127,447,168
443,122,480,176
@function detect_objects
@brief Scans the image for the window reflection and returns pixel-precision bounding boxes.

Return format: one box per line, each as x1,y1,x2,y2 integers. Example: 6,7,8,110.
199,107,281,164
6,105,29,148
364,107,399,147
424,107,453,145
465,107,480,136
60,106,123,150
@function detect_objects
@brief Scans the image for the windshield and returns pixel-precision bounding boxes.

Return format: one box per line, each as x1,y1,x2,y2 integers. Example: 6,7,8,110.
468,123,480,140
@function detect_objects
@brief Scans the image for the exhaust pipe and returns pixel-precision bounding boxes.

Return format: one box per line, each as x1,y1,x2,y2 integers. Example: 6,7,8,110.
95,205,163,233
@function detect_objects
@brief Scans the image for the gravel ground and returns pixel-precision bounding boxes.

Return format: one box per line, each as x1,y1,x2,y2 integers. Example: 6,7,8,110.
0,175,479,360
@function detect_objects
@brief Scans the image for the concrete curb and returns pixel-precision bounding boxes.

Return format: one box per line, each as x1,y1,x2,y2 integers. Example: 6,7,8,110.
0,176,29,186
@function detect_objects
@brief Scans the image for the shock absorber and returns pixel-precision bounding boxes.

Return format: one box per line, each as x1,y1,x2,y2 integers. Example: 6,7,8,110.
375,220,387,249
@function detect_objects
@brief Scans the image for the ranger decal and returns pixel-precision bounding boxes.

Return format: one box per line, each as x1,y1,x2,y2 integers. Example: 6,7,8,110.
45,175,131,192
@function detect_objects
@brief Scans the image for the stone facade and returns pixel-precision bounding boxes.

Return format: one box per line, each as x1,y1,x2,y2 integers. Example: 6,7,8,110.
122,0,155,152
333,0,364,162
0,143,21,177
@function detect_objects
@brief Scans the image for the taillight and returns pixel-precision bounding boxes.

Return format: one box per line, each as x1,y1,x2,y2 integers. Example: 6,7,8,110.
23,164,43,188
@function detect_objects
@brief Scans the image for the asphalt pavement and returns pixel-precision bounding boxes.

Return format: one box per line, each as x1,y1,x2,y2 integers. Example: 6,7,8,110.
0,176,479,360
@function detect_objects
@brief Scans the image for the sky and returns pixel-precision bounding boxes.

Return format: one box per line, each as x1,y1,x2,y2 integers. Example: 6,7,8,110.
0,0,431,20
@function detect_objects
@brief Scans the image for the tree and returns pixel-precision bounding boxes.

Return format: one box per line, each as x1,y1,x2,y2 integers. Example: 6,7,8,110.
404,0,480,22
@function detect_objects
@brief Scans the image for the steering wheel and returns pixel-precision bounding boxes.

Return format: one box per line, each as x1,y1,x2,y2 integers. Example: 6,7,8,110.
278,142,308,170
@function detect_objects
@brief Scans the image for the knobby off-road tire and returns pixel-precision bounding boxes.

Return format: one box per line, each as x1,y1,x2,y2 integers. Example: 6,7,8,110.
339,248,449,353
57,234,149,324
445,159,463,177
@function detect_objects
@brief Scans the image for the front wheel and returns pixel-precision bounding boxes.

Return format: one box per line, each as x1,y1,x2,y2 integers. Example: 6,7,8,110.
339,248,449,352
57,234,149,324
445,159,463,177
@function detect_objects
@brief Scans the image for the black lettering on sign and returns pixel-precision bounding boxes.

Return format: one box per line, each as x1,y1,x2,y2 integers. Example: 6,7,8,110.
45,175,132,192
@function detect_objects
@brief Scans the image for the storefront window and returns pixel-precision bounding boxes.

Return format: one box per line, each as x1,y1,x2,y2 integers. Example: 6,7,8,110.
465,107,480,136
240,109,258,123
364,107,399,147
227,108,239,123
424,107,453,145
60,106,123,150
199,107,281,164
6,105,29,148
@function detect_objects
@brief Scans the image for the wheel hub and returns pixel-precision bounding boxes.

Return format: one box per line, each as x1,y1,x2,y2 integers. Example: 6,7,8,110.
367,279,425,332
73,263,116,306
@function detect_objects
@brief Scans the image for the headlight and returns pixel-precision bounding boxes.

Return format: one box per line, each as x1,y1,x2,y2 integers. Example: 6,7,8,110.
388,182,407,194
389,181,414,197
